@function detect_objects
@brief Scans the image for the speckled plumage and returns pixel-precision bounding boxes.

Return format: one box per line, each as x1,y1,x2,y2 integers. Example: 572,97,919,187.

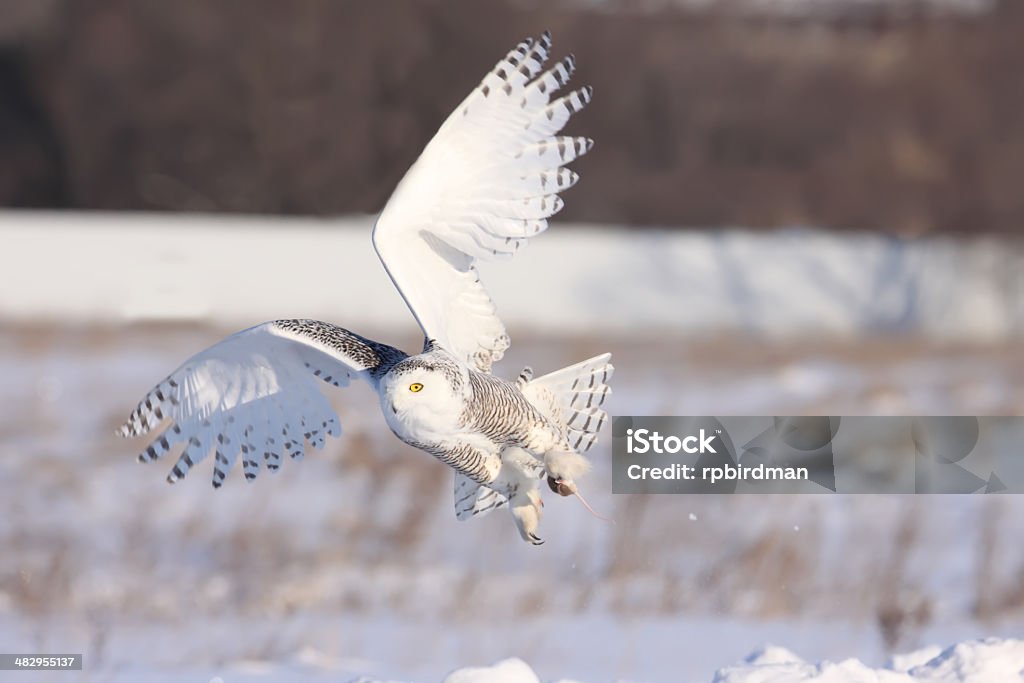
386,349,568,487
118,33,613,544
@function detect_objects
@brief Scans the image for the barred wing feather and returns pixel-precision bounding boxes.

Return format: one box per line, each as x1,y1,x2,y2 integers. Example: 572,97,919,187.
117,320,406,487
373,32,593,373
523,354,613,454
454,472,508,520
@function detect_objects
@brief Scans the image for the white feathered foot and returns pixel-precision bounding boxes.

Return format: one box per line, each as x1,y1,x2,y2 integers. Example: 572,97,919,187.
510,488,545,545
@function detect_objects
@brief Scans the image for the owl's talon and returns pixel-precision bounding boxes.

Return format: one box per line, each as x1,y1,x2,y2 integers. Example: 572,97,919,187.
527,532,544,545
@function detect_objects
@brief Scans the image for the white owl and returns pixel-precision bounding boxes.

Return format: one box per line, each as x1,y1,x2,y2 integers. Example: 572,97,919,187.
118,32,612,545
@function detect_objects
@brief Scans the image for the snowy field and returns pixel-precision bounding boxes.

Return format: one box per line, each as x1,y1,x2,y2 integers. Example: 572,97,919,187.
2,213,1023,681
2,212,1022,342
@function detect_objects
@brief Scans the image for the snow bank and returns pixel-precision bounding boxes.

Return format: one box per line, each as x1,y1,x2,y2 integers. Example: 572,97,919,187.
2,211,1022,341
358,641,1023,683
442,657,577,683
713,638,1024,682
431,641,1024,683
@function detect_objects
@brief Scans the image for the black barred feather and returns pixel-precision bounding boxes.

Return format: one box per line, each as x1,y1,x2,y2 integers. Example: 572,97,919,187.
528,87,593,140
120,320,406,487
516,136,593,167
522,354,614,455
521,54,574,110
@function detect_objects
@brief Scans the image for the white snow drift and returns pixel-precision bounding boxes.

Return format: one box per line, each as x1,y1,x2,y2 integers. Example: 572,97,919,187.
435,640,1024,683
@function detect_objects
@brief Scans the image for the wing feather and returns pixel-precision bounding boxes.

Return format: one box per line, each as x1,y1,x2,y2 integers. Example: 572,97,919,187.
118,319,406,487
373,31,592,372
454,472,508,521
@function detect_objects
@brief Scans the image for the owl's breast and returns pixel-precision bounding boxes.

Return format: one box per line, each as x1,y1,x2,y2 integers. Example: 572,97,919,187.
383,398,455,443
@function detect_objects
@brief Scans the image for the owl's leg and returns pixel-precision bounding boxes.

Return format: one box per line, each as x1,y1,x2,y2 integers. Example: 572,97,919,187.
509,487,545,545
493,447,547,545
520,428,591,490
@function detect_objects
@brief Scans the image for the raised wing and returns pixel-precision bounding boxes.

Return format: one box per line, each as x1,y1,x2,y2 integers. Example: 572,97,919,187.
372,32,593,372
117,320,406,487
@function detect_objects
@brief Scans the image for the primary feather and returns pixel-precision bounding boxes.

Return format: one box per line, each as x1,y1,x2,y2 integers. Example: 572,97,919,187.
120,320,406,487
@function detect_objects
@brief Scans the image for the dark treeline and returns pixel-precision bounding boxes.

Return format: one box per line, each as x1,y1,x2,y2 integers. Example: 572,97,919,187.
1,0,1022,234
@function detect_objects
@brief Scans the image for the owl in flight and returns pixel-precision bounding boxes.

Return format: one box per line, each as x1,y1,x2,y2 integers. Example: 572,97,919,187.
118,32,613,545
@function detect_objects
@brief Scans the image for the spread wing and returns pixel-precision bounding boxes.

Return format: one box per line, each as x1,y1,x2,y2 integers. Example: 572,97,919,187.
117,320,406,487
372,32,593,372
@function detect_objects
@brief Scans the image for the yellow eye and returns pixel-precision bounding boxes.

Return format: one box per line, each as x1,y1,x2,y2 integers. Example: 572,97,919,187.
409,383,424,393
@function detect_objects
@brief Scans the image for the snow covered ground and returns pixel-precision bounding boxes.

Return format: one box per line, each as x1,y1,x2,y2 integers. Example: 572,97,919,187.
2,212,1022,681
713,638,1024,682
451,639,1024,683
327,643,1024,682
1,212,1022,342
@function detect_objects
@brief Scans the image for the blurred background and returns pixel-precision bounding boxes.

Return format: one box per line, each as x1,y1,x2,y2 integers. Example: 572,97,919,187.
1,1,1023,682
3,0,1024,233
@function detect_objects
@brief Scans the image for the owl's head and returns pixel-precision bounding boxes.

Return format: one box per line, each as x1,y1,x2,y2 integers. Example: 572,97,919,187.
382,356,467,422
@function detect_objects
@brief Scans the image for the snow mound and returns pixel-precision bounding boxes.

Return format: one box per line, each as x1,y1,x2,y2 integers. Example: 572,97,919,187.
888,646,944,673
441,657,579,683
910,638,1024,682
714,639,1024,682
442,658,539,683
744,646,808,667
714,654,906,682
361,641,1023,683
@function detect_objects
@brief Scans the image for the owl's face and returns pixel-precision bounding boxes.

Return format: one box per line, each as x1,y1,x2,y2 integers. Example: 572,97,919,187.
380,358,466,436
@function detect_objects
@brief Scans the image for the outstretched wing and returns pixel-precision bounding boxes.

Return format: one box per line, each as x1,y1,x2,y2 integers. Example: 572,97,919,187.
372,32,593,372
117,320,406,487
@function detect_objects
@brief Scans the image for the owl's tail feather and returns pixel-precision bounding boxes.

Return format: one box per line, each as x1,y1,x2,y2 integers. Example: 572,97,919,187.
522,353,613,453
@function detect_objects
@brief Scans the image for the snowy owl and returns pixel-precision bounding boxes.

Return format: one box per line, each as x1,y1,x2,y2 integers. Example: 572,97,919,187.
118,32,613,545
